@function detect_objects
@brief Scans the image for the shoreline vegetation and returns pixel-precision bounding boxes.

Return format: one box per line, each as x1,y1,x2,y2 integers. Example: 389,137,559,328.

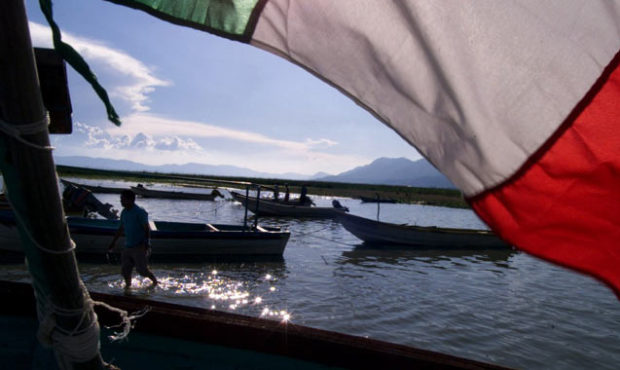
56,165,469,209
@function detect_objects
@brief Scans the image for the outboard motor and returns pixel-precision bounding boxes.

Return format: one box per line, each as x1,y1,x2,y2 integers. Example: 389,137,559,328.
62,184,119,220
332,200,349,212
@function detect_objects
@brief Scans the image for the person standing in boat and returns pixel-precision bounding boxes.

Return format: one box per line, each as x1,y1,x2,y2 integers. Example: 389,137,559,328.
108,189,158,289
284,183,290,202
299,185,309,205
273,184,280,201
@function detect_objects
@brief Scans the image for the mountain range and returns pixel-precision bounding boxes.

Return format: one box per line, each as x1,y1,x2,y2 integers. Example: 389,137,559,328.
316,157,455,188
54,156,455,188
54,155,311,180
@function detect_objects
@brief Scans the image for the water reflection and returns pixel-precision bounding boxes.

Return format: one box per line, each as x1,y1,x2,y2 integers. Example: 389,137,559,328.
339,244,517,267
47,258,292,321
116,262,291,320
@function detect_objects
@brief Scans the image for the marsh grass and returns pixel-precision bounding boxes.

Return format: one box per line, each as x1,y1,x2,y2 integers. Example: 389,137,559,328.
56,165,468,208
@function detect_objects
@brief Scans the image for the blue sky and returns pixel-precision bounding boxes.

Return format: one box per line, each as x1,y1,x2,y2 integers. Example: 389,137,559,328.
25,0,422,176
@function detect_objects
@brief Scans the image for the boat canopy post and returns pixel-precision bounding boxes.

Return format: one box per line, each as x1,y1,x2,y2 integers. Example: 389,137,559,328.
254,185,261,230
376,193,381,221
243,186,250,229
0,1,106,368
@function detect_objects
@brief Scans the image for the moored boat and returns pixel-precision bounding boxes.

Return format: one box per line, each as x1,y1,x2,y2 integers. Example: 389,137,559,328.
60,178,129,194
231,191,347,218
338,212,510,248
131,184,223,201
360,195,398,203
0,210,289,261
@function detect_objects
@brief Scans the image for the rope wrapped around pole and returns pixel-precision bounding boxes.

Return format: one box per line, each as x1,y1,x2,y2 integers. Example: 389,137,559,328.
0,1,113,368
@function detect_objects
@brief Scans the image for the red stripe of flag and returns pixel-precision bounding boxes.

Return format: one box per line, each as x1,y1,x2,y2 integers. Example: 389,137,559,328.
470,52,620,298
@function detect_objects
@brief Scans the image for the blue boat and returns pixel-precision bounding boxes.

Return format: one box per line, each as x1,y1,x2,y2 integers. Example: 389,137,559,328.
0,210,289,261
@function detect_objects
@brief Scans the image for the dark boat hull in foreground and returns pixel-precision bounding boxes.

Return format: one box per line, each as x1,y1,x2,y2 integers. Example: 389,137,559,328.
0,280,510,369
338,212,510,248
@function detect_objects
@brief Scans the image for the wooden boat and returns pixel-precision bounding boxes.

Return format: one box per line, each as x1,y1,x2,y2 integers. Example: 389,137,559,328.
231,191,347,218
360,195,398,203
131,184,223,201
60,178,129,194
0,280,509,369
338,212,510,248
0,210,289,260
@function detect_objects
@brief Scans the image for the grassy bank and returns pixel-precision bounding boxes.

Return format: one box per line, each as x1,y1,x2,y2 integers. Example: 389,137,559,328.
56,165,469,209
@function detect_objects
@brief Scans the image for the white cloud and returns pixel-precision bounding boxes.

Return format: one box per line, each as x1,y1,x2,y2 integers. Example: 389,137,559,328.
154,136,202,151
304,138,338,148
29,22,371,175
129,133,153,149
72,121,204,153
59,121,363,175
29,21,169,113
115,113,339,152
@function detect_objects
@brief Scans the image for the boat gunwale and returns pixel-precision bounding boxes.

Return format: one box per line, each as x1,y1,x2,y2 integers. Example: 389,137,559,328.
338,212,509,248
0,280,510,370
339,212,496,236
131,185,221,200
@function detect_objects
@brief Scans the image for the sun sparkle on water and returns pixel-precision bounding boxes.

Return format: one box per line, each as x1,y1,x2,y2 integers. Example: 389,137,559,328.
107,271,291,322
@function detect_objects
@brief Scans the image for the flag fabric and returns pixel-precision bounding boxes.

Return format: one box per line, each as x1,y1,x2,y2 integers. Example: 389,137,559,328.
105,0,266,41
107,0,620,297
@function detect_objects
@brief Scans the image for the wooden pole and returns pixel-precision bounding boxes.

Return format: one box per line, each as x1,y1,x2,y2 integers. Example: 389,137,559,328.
254,185,261,229
0,1,107,369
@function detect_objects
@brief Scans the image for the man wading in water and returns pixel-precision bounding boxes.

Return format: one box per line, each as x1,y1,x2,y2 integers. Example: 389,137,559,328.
108,189,158,289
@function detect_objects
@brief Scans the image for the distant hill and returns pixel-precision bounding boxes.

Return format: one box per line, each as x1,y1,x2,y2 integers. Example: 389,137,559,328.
318,157,456,188
54,156,455,188
54,156,315,180
308,171,331,180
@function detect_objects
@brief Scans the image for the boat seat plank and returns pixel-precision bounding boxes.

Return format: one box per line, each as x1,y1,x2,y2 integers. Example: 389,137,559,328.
206,224,219,232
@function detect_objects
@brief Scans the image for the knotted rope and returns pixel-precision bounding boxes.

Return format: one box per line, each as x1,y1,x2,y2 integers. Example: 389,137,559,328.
0,113,55,151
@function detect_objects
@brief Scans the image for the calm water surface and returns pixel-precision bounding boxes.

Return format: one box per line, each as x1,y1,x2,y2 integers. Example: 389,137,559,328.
2,178,619,369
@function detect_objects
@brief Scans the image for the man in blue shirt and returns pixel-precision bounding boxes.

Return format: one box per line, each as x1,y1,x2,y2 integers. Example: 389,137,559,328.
108,190,158,289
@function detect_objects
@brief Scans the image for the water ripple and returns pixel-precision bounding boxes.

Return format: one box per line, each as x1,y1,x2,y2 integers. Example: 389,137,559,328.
2,181,619,369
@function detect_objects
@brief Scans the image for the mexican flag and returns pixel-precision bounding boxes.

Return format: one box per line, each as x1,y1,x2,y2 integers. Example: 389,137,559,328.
106,0,620,297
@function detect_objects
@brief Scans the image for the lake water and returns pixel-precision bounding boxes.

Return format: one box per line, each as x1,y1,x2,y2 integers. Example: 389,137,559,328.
2,178,619,369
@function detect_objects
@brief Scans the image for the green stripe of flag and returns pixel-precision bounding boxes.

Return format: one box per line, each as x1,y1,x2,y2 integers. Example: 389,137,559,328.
105,0,267,41
41,0,121,125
